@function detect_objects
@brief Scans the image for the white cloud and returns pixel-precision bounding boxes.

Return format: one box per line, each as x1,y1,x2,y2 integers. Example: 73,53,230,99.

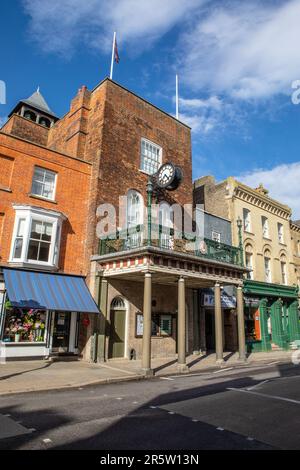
179,95,222,110
179,0,300,99
22,0,203,56
236,162,300,218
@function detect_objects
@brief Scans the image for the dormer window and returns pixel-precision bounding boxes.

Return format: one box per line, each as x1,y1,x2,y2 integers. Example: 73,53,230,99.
10,206,65,269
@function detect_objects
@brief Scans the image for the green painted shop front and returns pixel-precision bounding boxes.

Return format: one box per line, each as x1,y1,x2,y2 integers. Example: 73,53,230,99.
243,280,300,352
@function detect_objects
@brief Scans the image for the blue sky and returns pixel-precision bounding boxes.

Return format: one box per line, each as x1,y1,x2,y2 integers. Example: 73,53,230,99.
1,0,300,216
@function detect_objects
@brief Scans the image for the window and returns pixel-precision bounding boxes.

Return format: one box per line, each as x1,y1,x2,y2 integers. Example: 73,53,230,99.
140,138,162,175
212,231,221,243
31,167,57,201
281,261,287,285
264,251,272,283
278,223,284,244
159,202,174,249
2,302,47,344
245,246,254,280
126,190,143,248
10,206,64,267
297,241,300,256
28,220,53,262
12,218,26,259
151,314,172,337
262,216,269,238
243,208,251,232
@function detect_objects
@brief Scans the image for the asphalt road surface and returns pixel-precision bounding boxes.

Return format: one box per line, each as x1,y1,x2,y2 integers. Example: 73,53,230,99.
1,360,300,450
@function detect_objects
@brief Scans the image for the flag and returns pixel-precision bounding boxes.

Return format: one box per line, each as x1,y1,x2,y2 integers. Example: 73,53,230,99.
114,36,120,64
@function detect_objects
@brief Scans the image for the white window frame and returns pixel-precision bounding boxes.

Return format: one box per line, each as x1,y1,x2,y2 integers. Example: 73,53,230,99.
9,206,64,268
278,223,284,244
140,138,162,175
280,261,287,285
31,166,57,201
212,231,221,243
243,208,251,232
264,256,272,283
262,216,269,238
245,252,254,280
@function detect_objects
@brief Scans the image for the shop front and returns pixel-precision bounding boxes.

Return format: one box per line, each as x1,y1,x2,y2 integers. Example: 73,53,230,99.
200,286,238,351
243,280,300,352
0,268,99,361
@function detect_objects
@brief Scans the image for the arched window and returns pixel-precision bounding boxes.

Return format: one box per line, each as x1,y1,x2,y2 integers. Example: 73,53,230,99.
280,254,287,285
24,110,37,122
111,297,126,310
159,202,174,249
39,116,51,128
126,190,143,248
127,190,143,228
245,243,254,280
264,249,272,283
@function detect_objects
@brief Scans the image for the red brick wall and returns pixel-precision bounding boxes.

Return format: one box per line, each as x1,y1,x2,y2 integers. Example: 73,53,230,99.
2,115,49,147
0,132,92,275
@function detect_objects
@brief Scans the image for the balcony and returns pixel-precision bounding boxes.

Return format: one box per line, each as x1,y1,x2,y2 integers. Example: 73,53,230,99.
99,224,242,267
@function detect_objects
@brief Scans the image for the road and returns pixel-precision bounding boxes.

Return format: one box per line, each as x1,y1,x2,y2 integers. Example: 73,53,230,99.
0,360,300,450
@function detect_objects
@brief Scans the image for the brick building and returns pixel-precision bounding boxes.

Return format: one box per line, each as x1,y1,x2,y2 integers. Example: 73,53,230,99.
0,90,99,361
1,79,249,369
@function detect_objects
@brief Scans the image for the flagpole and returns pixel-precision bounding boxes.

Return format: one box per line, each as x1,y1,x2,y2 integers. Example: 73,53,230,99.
110,32,116,80
176,74,179,120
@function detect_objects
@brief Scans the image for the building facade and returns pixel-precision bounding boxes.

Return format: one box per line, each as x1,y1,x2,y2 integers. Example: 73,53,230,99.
1,79,250,369
0,90,99,361
194,175,300,352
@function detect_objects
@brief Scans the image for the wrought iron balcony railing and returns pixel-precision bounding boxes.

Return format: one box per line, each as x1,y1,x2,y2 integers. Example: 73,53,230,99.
98,224,243,267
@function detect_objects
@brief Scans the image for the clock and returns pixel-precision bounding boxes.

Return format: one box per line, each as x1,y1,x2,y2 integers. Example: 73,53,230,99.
156,163,183,191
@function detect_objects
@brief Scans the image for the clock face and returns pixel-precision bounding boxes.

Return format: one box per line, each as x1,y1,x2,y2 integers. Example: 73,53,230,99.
157,163,175,188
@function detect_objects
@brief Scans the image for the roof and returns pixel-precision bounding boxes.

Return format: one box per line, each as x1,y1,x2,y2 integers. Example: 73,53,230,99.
8,88,58,119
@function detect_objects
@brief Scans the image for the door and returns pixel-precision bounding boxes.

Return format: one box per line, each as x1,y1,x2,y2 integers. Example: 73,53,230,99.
109,309,126,358
52,312,71,353
205,310,215,350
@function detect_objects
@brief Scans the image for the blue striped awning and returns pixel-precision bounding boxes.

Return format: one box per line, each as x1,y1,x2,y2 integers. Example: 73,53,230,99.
3,269,100,313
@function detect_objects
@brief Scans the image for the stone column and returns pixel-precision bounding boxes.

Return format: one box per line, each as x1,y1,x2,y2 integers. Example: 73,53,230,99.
177,277,189,372
237,286,247,362
214,283,224,364
193,289,200,354
141,272,153,376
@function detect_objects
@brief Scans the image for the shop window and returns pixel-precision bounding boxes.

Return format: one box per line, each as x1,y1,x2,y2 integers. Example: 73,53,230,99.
2,300,47,344
245,307,260,341
10,205,64,267
31,166,57,201
140,138,162,175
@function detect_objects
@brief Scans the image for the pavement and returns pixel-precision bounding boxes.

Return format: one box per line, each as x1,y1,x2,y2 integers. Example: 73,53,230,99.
0,350,297,396
0,360,300,450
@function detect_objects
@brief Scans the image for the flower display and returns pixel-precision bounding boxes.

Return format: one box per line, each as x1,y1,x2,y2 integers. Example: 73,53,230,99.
3,304,46,343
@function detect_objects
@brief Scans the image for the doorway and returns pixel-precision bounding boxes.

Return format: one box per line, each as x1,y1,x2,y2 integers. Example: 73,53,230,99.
205,310,215,350
108,297,126,359
52,312,71,353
